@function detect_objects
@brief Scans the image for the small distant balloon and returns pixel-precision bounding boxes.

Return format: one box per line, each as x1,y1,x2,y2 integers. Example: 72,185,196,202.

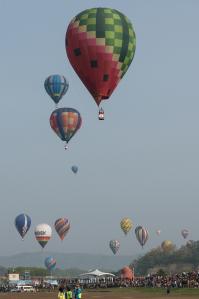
109,240,120,255
156,229,161,236
44,75,69,105
71,165,78,174
44,256,56,271
15,214,31,240
35,224,52,248
181,229,189,239
54,218,70,241
135,226,149,248
120,218,133,235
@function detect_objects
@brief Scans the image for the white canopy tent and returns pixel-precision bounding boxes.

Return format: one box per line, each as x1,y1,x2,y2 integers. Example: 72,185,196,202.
79,269,115,284
80,269,115,277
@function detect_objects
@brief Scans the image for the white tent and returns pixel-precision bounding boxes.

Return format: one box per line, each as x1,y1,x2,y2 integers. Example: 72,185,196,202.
80,269,115,277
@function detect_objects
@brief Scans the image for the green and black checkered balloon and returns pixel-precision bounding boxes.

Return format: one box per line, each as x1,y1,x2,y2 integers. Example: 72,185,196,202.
66,8,136,105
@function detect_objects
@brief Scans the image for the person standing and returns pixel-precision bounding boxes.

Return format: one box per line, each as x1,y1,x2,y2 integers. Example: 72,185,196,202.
74,284,82,299
65,287,73,299
58,287,65,299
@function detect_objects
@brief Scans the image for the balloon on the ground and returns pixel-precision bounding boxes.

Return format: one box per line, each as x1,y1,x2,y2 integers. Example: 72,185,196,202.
35,224,52,248
121,266,134,280
54,218,70,241
181,229,189,239
109,239,120,254
50,108,82,148
44,75,69,105
120,218,133,235
65,8,136,107
44,256,56,271
15,214,31,240
71,165,78,174
135,226,149,247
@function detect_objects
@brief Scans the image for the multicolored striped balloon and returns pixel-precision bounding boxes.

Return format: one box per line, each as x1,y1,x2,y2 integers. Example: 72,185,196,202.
135,226,149,248
54,218,70,241
65,8,136,107
44,256,56,271
109,239,120,254
35,224,52,248
120,217,133,235
50,108,82,147
15,214,31,240
44,75,69,105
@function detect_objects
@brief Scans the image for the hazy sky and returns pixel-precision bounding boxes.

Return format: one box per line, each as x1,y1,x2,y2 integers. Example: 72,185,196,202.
0,0,199,258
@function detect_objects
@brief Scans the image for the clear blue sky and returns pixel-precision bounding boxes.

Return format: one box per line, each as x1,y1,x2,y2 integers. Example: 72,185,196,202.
0,0,199,257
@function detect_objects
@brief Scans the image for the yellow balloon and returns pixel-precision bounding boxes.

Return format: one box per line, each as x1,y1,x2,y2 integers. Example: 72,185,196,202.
161,240,173,252
120,218,133,235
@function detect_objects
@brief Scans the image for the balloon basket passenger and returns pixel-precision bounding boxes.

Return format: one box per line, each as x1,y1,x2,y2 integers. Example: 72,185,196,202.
98,108,104,120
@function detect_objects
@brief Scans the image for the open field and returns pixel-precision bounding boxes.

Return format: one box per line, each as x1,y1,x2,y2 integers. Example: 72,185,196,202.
1,288,199,299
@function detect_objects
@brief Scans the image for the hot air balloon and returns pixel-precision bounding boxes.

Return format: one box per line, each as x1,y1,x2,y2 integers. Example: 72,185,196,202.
109,239,120,255
156,229,161,236
44,75,69,106
135,226,149,248
71,165,78,174
121,266,134,280
54,218,70,241
35,224,52,248
181,229,189,239
65,8,136,119
161,240,174,252
15,214,31,240
50,108,82,149
120,218,133,235
44,256,56,271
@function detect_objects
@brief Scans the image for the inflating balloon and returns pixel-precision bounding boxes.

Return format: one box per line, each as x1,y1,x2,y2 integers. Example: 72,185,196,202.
135,226,149,248
44,256,56,271
120,218,133,235
50,108,82,149
65,8,136,117
54,218,70,241
44,75,69,106
35,224,52,248
15,214,31,240
71,165,78,174
109,239,120,254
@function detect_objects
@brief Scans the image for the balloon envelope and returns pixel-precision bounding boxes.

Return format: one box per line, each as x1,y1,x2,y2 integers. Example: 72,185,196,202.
135,226,149,247
54,218,70,241
156,229,161,236
181,229,189,239
161,240,173,252
71,165,78,174
120,218,133,235
50,108,82,144
44,75,69,104
35,224,52,248
109,240,120,254
15,214,31,239
65,8,136,106
44,256,56,271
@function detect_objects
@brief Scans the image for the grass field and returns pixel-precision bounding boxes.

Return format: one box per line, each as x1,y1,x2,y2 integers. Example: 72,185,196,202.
1,288,199,299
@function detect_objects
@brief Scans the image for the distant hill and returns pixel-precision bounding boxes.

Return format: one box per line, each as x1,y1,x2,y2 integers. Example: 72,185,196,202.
0,252,137,272
133,240,199,275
